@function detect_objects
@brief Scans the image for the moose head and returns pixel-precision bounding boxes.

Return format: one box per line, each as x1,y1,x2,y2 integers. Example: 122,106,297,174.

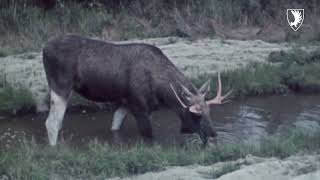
170,73,232,144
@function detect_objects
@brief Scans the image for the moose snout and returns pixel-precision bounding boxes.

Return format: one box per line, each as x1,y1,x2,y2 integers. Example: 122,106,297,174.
209,129,217,137
198,118,217,145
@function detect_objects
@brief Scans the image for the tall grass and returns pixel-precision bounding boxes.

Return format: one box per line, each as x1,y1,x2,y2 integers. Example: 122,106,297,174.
0,129,320,179
0,3,114,55
1,0,319,56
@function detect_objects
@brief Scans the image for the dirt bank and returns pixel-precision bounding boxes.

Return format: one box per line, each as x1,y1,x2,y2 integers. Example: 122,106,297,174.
0,37,295,112
110,154,320,180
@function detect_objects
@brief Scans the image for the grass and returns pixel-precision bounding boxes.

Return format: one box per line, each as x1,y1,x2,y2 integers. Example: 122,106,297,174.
192,48,320,98
0,3,114,56
1,1,319,56
0,129,320,179
194,63,286,97
0,47,320,114
0,85,34,114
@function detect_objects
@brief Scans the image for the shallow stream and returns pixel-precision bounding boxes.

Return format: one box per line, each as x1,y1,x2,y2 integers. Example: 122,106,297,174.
0,95,319,147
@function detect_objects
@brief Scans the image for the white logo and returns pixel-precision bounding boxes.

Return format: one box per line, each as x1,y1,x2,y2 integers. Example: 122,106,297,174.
287,9,304,31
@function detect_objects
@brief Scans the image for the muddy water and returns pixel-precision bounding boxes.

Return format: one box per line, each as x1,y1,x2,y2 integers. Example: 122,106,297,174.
0,95,320,147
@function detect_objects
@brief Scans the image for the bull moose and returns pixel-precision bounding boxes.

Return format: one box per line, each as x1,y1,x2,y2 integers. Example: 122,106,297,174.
43,35,232,146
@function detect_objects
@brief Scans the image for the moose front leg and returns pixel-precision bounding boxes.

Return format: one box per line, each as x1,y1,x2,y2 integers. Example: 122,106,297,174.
132,111,153,139
110,106,129,144
111,105,129,131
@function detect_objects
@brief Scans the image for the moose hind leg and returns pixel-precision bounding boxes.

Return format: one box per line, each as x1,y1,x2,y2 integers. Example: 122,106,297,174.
45,90,68,146
111,106,129,131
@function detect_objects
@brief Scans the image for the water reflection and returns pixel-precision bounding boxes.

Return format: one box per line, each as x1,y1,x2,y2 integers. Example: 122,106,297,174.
212,95,320,144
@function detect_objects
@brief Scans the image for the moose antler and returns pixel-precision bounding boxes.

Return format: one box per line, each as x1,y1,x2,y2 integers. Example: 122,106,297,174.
206,73,233,105
170,83,188,108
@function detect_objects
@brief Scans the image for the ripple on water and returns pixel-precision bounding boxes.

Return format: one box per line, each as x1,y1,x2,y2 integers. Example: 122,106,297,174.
215,95,320,144
216,105,268,144
294,105,320,133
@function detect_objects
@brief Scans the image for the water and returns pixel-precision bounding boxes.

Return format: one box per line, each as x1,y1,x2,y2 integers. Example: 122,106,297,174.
0,95,320,147
215,95,320,143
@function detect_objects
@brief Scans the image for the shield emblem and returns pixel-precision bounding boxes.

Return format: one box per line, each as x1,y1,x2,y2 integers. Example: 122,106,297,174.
287,9,304,31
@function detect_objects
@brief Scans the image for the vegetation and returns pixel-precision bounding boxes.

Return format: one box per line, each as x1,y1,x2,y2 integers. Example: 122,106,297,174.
1,0,320,56
0,47,319,113
0,85,34,114
193,48,320,98
0,1,319,179
0,129,319,179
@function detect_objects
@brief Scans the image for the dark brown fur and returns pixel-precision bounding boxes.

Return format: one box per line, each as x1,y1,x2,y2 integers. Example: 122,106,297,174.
43,35,216,141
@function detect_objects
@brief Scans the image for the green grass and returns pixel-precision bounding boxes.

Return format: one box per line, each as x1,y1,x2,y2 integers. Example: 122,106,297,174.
0,129,319,179
0,85,34,114
192,48,320,98
193,64,286,98
0,3,114,56
194,63,286,97
1,1,319,56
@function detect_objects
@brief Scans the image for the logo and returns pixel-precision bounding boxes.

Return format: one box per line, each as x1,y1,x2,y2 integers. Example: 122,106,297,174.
287,9,304,31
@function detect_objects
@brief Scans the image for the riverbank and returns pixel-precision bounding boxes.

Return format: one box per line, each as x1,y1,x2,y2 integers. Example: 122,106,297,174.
110,154,320,180
0,37,320,114
0,129,319,179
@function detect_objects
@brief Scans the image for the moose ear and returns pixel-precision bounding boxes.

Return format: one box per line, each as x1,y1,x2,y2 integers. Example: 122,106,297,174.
198,79,210,96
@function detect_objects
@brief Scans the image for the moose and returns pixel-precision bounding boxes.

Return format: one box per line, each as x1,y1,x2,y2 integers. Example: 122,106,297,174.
43,35,232,146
